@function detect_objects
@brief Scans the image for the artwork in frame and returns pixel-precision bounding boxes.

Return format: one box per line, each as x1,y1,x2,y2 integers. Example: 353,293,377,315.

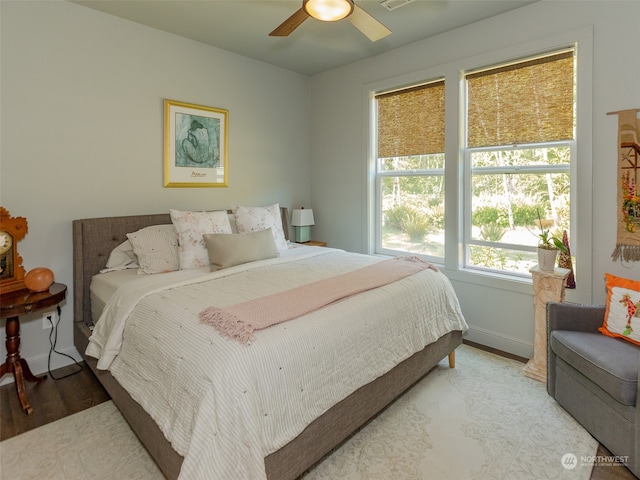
164,99,228,187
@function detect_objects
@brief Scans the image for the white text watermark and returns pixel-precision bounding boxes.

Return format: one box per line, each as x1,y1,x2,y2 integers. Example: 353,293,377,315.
561,453,629,469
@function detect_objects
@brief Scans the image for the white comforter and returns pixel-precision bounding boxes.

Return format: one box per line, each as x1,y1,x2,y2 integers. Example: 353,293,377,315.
86,248,468,479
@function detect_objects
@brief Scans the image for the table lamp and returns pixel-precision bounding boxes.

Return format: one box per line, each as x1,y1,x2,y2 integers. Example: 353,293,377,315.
291,208,315,243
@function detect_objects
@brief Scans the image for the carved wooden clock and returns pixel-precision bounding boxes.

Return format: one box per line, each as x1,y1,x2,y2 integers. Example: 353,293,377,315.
0,207,28,294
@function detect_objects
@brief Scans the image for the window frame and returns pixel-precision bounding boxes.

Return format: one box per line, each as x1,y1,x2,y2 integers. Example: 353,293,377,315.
372,78,447,260
375,156,446,259
364,26,593,305
462,140,575,278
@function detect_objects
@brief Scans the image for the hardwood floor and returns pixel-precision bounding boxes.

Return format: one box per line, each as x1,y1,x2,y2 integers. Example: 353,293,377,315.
0,361,109,441
0,355,635,479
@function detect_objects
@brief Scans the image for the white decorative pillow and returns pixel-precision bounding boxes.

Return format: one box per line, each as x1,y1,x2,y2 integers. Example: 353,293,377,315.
599,273,640,346
101,240,139,273
170,209,232,269
126,224,180,275
203,228,278,271
232,203,288,251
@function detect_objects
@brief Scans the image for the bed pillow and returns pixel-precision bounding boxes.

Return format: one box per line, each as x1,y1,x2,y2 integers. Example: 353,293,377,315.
203,228,278,271
232,203,288,251
101,240,139,273
227,213,238,233
126,224,180,275
170,209,232,269
599,273,640,345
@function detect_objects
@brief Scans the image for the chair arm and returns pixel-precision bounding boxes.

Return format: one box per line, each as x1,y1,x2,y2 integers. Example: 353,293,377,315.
547,302,606,334
547,302,606,398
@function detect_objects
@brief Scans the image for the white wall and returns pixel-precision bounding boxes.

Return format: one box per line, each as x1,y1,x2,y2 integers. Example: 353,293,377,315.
309,0,640,357
2,0,638,376
0,1,312,376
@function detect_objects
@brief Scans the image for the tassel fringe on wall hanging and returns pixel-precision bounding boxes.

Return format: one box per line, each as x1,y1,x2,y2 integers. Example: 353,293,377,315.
609,108,640,262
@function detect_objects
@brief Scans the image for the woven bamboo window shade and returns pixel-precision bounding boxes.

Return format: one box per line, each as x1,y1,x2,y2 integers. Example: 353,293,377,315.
376,81,445,158
466,51,575,148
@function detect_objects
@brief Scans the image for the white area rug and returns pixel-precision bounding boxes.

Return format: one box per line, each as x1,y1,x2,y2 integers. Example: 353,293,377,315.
0,345,597,480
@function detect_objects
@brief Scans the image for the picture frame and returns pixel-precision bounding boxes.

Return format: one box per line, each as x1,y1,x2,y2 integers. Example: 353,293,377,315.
164,99,228,187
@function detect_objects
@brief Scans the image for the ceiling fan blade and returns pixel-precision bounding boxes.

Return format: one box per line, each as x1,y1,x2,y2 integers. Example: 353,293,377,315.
269,7,310,37
348,4,391,42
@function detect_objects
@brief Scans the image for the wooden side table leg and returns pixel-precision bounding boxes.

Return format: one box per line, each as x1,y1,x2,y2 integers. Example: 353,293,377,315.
1,315,45,414
12,360,33,415
19,358,46,383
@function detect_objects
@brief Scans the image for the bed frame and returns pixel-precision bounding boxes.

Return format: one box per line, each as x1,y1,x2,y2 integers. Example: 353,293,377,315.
72,208,462,480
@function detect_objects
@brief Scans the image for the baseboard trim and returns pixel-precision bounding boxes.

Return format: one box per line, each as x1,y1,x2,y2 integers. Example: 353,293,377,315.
0,346,82,386
463,339,528,364
463,326,533,360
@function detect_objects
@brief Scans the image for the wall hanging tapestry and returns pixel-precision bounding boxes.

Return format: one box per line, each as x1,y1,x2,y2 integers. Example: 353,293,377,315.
610,108,640,262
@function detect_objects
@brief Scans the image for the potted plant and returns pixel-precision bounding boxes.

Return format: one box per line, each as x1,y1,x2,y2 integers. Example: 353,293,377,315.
535,209,567,272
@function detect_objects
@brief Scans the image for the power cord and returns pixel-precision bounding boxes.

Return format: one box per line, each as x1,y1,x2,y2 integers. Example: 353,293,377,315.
47,305,83,380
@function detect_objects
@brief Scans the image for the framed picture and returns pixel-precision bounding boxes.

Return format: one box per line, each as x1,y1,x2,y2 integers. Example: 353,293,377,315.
164,99,228,187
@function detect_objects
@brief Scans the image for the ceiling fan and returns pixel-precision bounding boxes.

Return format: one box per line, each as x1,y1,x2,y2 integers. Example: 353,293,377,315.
269,0,392,42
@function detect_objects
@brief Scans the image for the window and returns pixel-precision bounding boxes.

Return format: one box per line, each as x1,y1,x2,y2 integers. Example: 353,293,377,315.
464,50,576,276
374,80,445,259
368,29,591,299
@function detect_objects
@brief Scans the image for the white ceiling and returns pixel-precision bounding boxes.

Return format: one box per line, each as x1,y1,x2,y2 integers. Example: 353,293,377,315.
71,0,538,76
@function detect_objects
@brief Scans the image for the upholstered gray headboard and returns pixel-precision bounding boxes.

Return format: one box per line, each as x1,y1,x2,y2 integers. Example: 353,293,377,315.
72,208,289,327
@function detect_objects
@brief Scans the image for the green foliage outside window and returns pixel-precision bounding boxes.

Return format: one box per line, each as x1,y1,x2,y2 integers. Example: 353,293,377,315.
379,147,571,273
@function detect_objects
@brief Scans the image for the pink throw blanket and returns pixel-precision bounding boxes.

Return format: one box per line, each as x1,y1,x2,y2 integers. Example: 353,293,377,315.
199,256,438,344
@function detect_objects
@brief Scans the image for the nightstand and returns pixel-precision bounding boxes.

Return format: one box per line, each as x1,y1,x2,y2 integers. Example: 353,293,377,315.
0,283,67,414
301,240,327,247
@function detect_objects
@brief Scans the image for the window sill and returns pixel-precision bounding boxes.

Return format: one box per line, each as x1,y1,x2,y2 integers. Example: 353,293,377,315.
440,266,590,305
441,267,533,295
372,250,590,304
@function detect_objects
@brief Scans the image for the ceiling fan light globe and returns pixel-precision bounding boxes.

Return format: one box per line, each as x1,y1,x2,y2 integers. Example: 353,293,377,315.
303,0,354,22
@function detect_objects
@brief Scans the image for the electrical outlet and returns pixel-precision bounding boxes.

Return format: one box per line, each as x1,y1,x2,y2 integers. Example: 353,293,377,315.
42,310,56,330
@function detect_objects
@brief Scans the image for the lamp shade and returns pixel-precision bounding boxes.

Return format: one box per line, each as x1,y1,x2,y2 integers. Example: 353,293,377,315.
303,0,354,21
291,208,315,227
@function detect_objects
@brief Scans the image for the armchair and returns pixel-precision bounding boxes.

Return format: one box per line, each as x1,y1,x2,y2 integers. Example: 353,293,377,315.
547,301,639,477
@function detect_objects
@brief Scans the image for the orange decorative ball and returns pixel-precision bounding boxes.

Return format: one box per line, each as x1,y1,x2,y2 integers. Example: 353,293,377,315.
24,268,54,292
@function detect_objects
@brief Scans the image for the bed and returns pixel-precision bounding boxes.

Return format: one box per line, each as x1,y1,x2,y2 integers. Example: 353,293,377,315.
72,205,467,480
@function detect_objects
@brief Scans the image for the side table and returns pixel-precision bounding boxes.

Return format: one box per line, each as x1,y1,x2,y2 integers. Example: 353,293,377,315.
0,283,67,414
523,267,569,383
303,240,327,247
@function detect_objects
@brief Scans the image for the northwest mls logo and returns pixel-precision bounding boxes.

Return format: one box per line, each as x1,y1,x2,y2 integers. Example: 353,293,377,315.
561,453,578,469
562,452,630,469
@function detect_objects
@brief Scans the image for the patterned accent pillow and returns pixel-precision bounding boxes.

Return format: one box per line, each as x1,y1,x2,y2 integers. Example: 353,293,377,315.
126,224,180,274
232,203,288,251
599,273,640,345
170,209,232,269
